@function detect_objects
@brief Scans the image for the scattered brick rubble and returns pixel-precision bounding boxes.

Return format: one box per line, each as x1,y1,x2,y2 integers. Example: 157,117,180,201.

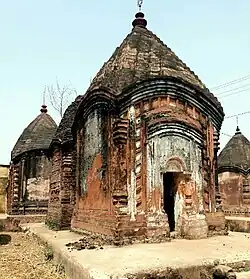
213,264,236,279
65,233,113,251
0,234,11,245
65,230,171,251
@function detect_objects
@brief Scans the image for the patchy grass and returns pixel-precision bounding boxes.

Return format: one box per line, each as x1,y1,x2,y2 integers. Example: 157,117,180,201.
45,219,59,231
0,232,66,279
44,244,54,261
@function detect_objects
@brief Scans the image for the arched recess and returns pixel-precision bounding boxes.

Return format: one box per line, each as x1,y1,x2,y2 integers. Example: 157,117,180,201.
164,157,186,173
161,156,188,233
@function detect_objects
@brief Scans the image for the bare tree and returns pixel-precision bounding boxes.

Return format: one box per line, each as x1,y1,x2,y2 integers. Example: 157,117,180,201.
45,79,77,118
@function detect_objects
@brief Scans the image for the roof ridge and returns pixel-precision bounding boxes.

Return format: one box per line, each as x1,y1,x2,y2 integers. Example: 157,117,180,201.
141,27,206,89
88,32,133,93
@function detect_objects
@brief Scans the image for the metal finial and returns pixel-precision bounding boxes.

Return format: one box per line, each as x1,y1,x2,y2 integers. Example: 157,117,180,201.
235,116,241,135
40,87,47,113
137,0,143,11
43,88,46,105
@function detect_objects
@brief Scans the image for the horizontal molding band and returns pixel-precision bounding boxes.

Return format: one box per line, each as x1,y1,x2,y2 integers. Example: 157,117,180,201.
147,122,203,146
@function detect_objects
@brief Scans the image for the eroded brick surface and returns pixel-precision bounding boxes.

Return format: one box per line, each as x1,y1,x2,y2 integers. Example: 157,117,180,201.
46,14,226,241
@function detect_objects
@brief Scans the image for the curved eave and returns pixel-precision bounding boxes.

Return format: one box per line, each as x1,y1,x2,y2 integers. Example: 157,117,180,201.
218,165,250,175
71,77,224,133
49,138,62,149
121,76,223,113
11,147,50,162
71,87,117,132
119,78,224,131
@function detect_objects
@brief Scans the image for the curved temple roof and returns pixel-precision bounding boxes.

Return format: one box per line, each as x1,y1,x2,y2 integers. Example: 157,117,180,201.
218,127,250,172
86,12,222,111
11,105,57,161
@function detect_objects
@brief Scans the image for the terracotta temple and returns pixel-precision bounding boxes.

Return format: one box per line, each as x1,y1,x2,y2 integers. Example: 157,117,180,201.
7,105,57,216
218,126,250,217
47,12,226,240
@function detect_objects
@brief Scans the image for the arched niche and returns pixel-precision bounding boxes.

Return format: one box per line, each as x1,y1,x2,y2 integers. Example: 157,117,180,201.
164,157,186,173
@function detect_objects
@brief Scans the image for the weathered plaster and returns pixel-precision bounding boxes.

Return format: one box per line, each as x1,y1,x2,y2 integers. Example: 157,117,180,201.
81,110,103,194
8,152,51,215
147,134,203,230
67,65,224,239
26,177,50,201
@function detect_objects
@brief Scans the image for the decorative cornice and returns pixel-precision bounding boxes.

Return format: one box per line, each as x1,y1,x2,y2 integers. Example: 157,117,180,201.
12,149,49,164
72,78,224,134
218,165,250,176
72,89,117,129
118,79,224,131
147,122,204,146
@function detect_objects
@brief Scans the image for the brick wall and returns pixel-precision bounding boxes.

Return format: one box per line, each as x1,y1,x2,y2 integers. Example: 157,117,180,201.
8,150,51,215
219,171,250,217
47,145,76,229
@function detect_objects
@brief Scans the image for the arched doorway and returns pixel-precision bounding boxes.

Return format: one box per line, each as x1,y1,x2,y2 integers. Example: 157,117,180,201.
162,158,186,232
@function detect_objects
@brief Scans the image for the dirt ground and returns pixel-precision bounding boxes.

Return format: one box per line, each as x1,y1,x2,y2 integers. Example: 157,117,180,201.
0,232,66,279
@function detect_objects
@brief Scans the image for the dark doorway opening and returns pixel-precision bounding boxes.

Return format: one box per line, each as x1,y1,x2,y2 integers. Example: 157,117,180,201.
163,172,177,232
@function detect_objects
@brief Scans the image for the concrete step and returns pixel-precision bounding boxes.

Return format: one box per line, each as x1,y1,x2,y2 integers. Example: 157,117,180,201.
236,271,250,279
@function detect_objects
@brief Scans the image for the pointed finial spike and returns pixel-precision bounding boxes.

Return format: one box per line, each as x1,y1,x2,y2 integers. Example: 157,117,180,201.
137,0,143,11
235,116,241,134
43,89,46,105
40,87,47,113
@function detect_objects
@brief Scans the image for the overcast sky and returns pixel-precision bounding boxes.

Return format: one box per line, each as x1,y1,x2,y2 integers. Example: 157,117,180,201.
0,0,250,164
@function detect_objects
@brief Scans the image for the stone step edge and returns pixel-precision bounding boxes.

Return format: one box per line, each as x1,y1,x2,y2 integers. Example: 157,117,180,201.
235,271,250,279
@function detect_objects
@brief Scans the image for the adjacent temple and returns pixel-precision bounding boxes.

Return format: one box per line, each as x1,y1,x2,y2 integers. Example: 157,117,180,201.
7,105,57,215
218,126,250,217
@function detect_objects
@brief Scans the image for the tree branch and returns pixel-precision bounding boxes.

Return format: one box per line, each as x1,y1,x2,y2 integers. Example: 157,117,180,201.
45,79,77,119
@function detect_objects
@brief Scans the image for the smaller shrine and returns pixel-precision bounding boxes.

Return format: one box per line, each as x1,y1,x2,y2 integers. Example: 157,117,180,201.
218,126,250,216
7,104,57,217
